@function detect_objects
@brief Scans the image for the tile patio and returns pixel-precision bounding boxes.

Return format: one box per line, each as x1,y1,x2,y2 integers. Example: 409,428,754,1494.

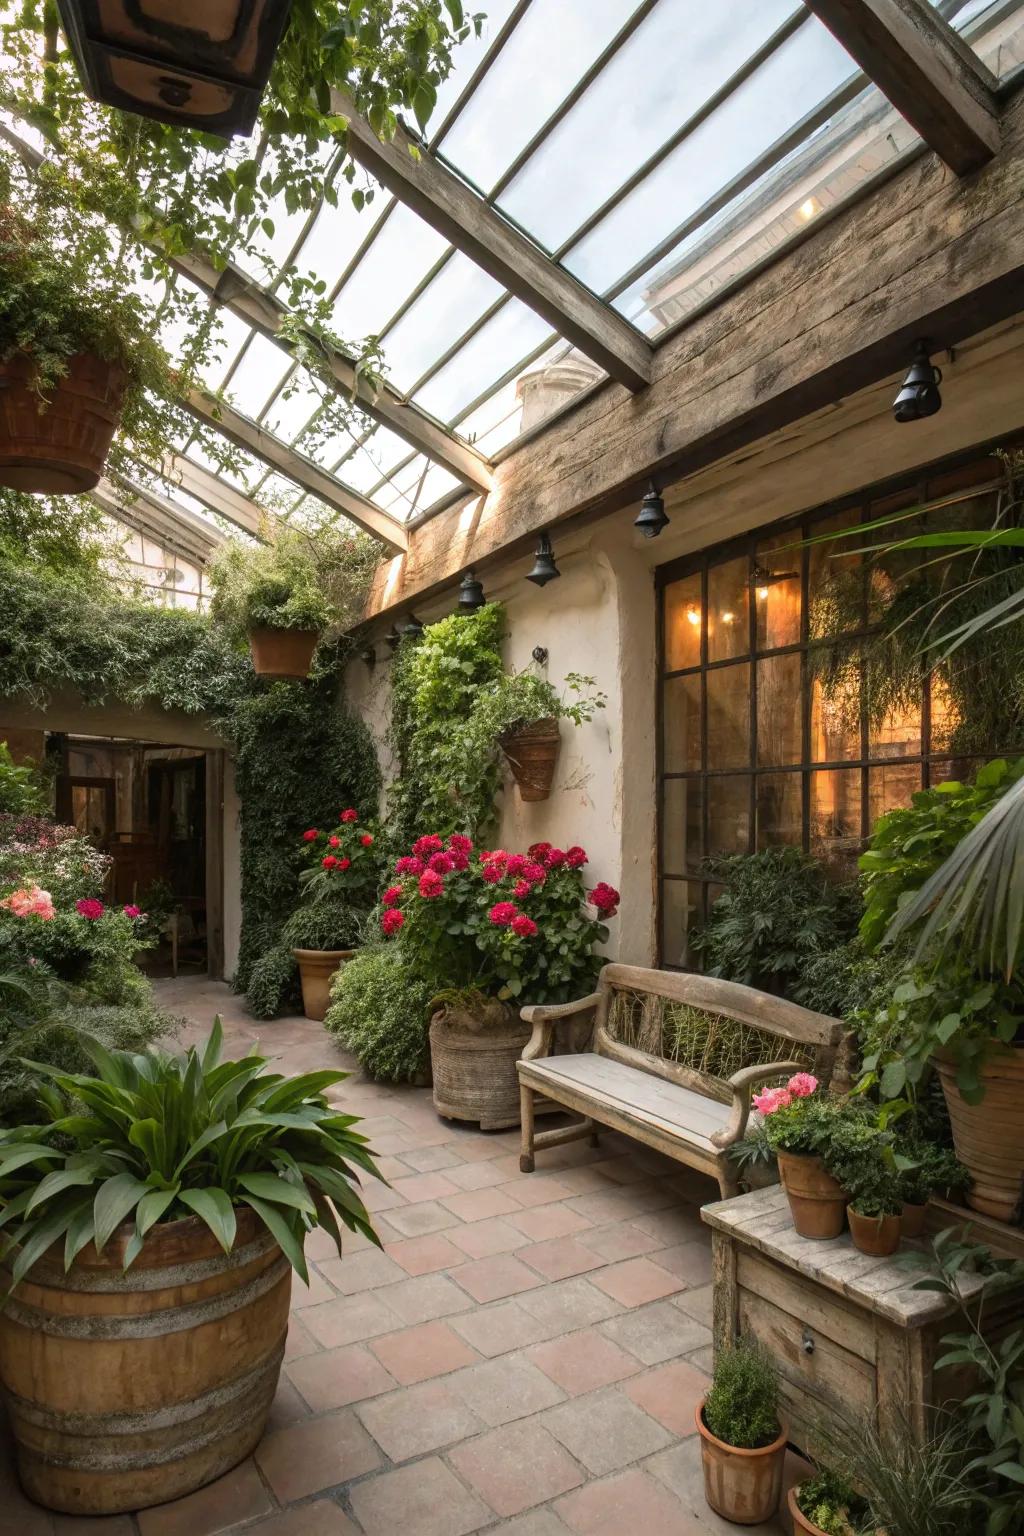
0,978,802,1535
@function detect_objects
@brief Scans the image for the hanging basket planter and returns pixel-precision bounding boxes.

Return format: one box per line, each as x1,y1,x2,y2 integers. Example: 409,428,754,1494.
248,626,320,680
0,351,125,494
499,717,561,802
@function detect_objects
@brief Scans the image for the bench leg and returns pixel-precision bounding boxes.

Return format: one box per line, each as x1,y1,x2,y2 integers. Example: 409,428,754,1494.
519,1084,535,1173
717,1168,740,1200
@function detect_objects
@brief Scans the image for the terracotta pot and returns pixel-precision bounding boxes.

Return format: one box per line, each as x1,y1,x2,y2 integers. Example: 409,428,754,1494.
900,1201,928,1239
430,1001,529,1130
696,1400,787,1525
0,1210,289,1514
848,1206,901,1257
248,627,320,680
293,948,355,1022
934,1046,1024,1222
499,716,560,801
0,350,125,493
788,1484,829,1535
776,1150,847,1239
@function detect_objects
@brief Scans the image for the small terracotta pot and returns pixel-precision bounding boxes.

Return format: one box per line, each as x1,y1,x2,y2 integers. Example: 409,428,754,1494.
696,1400,787,1525
499,716,560,801
248,627,320,680
899,1201,928,1239
935,1046,1024,1222
292,948,355,1021
776,1151,847,1240
848,1206,901,1257
788,1483,828,1535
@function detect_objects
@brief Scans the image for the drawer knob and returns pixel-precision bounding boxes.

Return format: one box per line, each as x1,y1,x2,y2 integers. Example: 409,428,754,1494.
802,1329,815,1356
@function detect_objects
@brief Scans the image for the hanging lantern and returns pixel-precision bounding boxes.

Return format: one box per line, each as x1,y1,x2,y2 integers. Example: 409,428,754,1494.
634,481,669,539
55,1,294,138
526,534,560,588
892,340,943,423
458,570,486,613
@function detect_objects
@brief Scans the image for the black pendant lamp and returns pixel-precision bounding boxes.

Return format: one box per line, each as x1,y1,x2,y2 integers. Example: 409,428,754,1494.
56,0,294,138
458,570,485,613
634,481,669,539
893,341,943,423
400,614,425,639
526,534,560,587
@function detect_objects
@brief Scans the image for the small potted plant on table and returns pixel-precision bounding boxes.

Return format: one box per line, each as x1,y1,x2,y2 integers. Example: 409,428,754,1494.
287,810,377,1020
895,1138,969,1238
380,834,615,1128
759,1074,851,1238
824,1113,905,1257
697,1337,787,1525
472,668,606,802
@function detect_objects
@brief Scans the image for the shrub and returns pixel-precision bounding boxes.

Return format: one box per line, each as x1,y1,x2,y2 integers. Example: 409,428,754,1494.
797,935,912,1022
0,743,47,815
244,946,300,1021
208,524,380,643
703,1338,779,1449
325,947,434,1083
281,902,365,953
692,847,860,998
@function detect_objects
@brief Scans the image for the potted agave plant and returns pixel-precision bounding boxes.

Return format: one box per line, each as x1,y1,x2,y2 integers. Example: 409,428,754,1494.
0,1021,380,1516
288,810,378,1020
380,835,616,1128
759,1074,851,1239
472,668,606,802
697,1338,787,1525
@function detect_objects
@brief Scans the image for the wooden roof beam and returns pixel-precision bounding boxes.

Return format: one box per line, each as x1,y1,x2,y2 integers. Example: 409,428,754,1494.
335,91,654,393
92,479,224,568
802,0,1000,174
156,453,271,540
183,390,408,553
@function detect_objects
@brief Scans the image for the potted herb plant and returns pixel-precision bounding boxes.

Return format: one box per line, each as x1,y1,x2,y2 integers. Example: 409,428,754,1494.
696,1337,787,1525
0,1020,380,1515
380,834,614,1128
823,1113,905,1257
208,526,379,681
287,810,378,1019
895,1139,969,1238
759,1075,851,1238
472,668,606,802
788,1469,873,1535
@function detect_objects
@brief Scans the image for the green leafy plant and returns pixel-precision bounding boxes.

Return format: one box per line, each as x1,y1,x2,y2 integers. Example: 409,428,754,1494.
797,934,912,1022
208,526,380,642
692,847,860,998
281,902,364,953
472,668,607,738
703,1337,780,1449
897,1137,969,1207
795,1469,872,1535
0,743,47,816
761,1088,862,1162
297,811,381,908
244,946,300,1022
325,946,434,1083
0,1020,381,1287
728,1118,776,1179
816,1409,981,1536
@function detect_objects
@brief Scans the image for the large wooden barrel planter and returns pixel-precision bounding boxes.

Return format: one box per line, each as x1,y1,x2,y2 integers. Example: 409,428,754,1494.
248,626,320,680
430,1001,530,1130
0,1209,290,1515
499,717,560,801
0,351,125,494
935,1046,1024,1221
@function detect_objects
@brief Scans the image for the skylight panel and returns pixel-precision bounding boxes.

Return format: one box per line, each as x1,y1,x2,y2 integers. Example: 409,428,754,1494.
221,334,294,418
414,299,553,422
330,203,449,341
428,0,524,130
378,253,504,390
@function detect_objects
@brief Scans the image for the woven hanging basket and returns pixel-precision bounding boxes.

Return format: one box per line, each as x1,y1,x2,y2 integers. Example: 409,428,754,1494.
499,716,561,801
0,351,125,494
429,1001,530,1130
248,627,320,680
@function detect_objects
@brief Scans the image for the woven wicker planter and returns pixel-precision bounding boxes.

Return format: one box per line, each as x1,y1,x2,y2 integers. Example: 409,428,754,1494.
935,1046,1024,1221
248,627,320,680
0,350,125,494
499,717,560,801
430,1001,530,1130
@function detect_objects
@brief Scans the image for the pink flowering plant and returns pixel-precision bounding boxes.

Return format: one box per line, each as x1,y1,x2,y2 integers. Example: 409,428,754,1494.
296,808,380,905
379,835,618,1003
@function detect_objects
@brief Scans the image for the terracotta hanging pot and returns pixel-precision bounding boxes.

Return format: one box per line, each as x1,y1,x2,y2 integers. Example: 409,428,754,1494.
499,717,560,801
248,627,320,680
0,350,125,494
900,1201,928,1239
293,947,356,1022
696,1400,787,1526
776,1150,847,1239
934,1046,1024,1222
848,1206,901,1257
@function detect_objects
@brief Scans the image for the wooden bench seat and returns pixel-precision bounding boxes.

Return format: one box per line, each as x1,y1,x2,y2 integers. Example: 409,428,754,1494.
516,963,843,1198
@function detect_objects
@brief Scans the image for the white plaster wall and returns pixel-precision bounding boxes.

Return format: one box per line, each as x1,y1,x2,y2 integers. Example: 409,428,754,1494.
222,755,242,980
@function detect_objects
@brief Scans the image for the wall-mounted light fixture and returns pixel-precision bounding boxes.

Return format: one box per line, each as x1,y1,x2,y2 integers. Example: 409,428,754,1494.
56,0,294,137
458,570,485,614
400,614,425,639
751,564,798,600
634,481,669,539
526,534,560,587
893,340,943,423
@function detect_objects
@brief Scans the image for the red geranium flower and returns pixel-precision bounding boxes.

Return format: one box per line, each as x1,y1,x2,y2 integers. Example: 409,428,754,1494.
505,853,527,876
480,862,503,884
123,904,141,918
413,834,444,857
428,851,454,874
419,869,445,899
528,842,552,860
302,829,319,842
488,902,518,927
511,914,538,938
338,857,351,871
76,898,104,920
588,882,620,917
448,833,473,854
523,861,547,884
566,846,588,868
545,847,567,869
322,855,339,869
382,885,403,908
340,809,358,823
328,835,340,847
361,833,374,847
512,878,531,898
450,851,469,872
382,909,404,936
395,855,425,876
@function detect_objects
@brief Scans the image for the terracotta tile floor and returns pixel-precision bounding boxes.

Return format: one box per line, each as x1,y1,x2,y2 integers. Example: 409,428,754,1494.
0,978,801,1535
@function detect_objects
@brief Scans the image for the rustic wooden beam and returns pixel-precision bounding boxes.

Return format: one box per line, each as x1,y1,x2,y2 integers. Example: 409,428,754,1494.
93,478,224,567
802,0,1000,174
183,390,407,553
335,91,653,392
157,454,271,540
365,84,1024,618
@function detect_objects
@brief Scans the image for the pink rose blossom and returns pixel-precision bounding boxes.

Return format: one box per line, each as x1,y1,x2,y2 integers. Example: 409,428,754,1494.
382,886,403,908
523,861,547,884
447,834,473,854
418,870,444,899
413,834,444,857
786,1072,819,1099
429,851,454,874
545,848,567,869
450,851,469,872
505,854,527,876
480,862,503,885
395,856,424,876
566,846,588,868
512,878,531,898
2,885,55,920
123,904,141,919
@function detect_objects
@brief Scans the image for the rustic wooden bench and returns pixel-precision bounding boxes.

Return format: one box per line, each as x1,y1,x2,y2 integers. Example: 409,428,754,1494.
516,963,843,1198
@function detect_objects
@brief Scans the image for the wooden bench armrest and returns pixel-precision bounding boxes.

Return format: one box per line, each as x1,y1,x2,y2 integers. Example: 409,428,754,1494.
520,993,602,1060
710,1060,807,1151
